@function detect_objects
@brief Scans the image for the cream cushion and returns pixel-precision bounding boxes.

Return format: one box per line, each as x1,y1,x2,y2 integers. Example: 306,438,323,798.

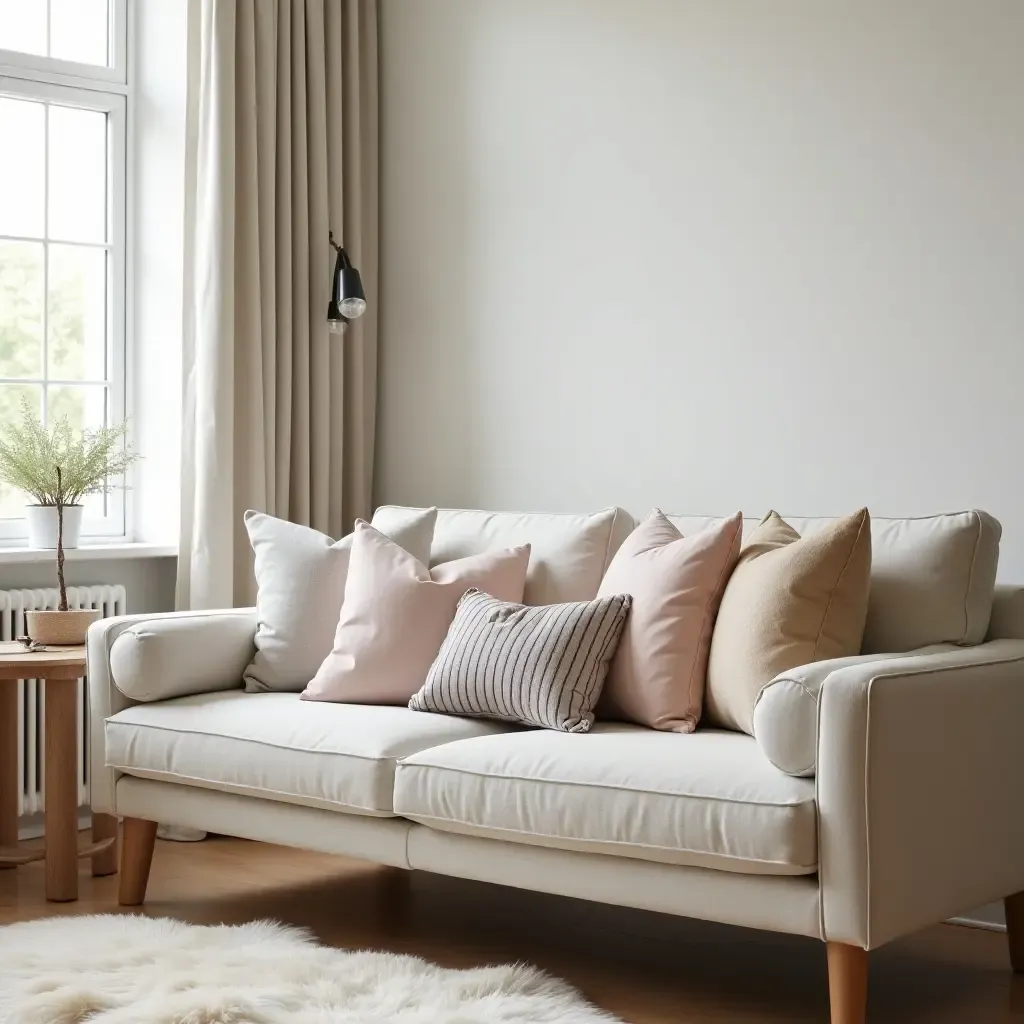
393,726,818,876
105,691,514,816
372,505,629,605
860,510,1001,651
243,507,437,692
705,510,872,734
667,510,1000,654
109,610,257,702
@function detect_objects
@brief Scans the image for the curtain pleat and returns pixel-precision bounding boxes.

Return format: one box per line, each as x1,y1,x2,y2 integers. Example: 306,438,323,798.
178,0,378,609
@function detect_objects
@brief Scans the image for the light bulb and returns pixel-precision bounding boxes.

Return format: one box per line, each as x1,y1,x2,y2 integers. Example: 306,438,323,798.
327,319,347,335
339,297,366,319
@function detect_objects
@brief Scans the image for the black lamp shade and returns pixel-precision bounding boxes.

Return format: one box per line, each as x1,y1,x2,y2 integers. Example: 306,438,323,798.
328,239,366,329
337,263,365,309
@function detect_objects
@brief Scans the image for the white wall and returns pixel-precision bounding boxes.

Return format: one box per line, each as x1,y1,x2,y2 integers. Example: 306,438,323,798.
377,0,1024,579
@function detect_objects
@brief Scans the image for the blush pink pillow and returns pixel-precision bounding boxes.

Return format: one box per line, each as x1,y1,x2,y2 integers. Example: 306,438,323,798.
302,521,531,704
596,509,742,733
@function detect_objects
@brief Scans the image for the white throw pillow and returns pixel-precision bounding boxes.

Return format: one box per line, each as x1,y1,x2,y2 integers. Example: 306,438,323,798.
242,507,437,692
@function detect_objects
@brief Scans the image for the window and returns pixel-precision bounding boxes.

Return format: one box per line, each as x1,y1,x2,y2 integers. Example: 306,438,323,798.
0,0,127,541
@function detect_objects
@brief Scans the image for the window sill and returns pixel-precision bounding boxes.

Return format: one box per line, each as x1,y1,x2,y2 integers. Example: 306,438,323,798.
0,542,177,565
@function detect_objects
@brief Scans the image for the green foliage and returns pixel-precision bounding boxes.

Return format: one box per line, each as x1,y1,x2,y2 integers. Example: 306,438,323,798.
0,396,139,507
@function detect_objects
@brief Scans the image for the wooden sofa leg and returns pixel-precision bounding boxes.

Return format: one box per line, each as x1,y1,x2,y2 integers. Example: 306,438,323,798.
827,942,868,1024
1006,891,1024,972
118,817,157,906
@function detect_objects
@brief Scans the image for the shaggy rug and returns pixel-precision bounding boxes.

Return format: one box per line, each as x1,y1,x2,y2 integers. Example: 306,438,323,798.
0,914,621,1023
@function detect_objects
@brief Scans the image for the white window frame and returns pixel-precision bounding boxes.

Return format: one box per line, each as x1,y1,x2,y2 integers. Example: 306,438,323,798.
0,0,130,543
0,0,127,88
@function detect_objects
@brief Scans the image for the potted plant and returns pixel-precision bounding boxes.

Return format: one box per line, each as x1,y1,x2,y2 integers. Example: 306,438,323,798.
0,398,139,644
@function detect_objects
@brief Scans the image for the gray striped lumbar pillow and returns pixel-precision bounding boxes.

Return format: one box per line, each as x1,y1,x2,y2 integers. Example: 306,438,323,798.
409,588,632,733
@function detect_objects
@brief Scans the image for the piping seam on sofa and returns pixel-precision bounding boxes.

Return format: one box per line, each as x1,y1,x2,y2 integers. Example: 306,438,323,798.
395,761,815,808
400,812,818,872
105,717,429,763
108,765,394,816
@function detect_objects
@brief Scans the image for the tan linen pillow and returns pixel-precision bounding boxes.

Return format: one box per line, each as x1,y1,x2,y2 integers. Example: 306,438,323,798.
302,521,531,705
596,509,742,733
704,509,872,734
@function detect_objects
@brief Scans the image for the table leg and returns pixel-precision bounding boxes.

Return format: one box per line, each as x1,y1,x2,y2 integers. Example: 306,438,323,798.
0,684,17,865
44,679,79,901
91,812,118,876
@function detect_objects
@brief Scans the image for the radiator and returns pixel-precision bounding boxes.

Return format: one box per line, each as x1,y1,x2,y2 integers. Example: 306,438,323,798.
0,585,127,815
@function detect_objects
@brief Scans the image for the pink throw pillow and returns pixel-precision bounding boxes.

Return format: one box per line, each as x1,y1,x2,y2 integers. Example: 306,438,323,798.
302,521,531,704
597,509,742,732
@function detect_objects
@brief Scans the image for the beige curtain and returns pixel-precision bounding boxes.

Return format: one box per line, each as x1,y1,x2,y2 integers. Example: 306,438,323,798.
178,0,378,610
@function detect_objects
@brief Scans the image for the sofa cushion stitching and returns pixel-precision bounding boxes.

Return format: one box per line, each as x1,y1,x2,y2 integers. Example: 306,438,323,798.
104,718,482,762
110,764,393,814
597,508,625,578
961,510,983,645
394,761,814,808
401,812,818,870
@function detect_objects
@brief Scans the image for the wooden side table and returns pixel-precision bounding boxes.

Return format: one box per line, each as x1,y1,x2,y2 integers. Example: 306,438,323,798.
0,644,117,901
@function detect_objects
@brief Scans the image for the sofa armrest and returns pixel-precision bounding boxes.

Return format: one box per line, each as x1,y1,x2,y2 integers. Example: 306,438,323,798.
753,644,954,776
86,608,257,814
814,638,1024,948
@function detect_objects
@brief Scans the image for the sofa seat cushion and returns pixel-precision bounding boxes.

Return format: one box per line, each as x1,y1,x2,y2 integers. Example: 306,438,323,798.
105,691,515,816
393,726,817,875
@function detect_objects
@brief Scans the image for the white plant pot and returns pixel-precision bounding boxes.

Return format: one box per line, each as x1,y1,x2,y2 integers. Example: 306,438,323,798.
25,505,84,549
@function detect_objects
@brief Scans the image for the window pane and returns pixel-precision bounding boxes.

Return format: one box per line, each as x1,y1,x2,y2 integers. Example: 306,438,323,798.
0,97,45,238
50,0,108,67
0,241,44,378
0,0,46,57
48,244,106,380
48,382,106,433
48,383,108,517
0,382,42,517
49,105,107,244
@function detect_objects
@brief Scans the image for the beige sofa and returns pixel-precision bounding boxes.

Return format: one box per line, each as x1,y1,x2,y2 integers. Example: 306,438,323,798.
88,506,1024,1024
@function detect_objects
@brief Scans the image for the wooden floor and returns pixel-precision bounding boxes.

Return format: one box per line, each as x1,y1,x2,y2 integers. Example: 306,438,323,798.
1,832,1021,1022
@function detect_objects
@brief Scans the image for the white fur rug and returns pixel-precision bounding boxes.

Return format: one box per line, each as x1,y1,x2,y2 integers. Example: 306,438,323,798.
0,914,621,1023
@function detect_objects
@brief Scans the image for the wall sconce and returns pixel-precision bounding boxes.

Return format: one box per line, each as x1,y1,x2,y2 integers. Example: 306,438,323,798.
327,231,366,335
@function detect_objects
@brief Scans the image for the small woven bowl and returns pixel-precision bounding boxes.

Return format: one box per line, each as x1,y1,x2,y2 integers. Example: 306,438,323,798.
26,609,101,646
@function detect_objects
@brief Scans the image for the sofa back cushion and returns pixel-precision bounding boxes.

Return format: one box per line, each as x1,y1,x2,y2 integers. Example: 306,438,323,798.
372,505,631,606
666,510,1000,653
